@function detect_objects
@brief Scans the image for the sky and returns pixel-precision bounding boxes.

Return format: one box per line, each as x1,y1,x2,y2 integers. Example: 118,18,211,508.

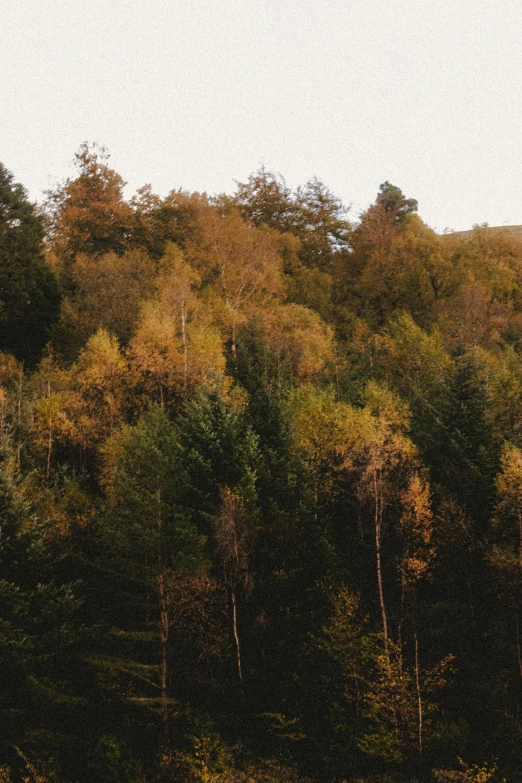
2,0,522,233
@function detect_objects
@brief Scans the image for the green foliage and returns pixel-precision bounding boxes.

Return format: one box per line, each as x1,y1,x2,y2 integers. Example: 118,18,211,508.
285,267,334,322
422,350,499,529
0,451,89,770
0,163,60,363
101,403,205,574
181,386,260,520
375,181,418,222
88,735,142,783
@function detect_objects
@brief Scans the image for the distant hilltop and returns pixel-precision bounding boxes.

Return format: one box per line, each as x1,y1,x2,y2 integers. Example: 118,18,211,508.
444,224,522,240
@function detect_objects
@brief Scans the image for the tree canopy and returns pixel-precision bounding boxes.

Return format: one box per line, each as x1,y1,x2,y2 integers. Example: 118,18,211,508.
2,148,522,782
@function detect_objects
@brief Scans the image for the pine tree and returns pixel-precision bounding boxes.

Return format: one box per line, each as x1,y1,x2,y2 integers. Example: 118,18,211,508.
0,163,60,363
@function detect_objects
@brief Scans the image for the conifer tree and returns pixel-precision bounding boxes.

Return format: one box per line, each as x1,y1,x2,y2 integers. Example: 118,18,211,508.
0,163,60,363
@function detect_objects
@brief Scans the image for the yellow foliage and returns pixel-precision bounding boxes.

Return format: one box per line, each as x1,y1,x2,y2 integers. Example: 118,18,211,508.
75,328,128,397
496,442,522,507
259,303,334,381
129,290,225,401
399,472,435,585
30,330,129,457
187,210,284,354
433,759,505,783
286,386,350,470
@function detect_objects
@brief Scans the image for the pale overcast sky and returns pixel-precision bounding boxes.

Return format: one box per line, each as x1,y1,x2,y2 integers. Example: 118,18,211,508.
1,0,521,232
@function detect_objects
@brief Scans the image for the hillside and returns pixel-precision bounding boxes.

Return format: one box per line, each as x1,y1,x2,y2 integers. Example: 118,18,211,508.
2,154,522,782
446,223,522,241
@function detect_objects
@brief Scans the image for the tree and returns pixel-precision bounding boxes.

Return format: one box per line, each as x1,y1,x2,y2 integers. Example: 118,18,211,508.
397,472,435,756
355,216,455,327
101,404,206,733
61,248,155,344
188,211,284,359
65,328,129,455
0,162,60,363
286,385,348,509
131,187,210,260
129,245,225,404
258,303,334,384
488,443,522,679
44,143,135,262
494,442,522,569
358,637,452,764
214,489,253,684
289,383,418,653
374,181,418,223
0,445,89,770
423,350,498,532
339,383,417,652
230,169,350,271
344,182,419,301
294,177,351,269
230,167,297,234
181,386,259,524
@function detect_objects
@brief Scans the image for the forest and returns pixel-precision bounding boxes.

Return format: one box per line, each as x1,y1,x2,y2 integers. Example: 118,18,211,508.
2,143,522,783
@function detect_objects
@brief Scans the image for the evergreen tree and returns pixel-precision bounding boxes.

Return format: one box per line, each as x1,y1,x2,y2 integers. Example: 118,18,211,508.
0,163,60,363
0,448,90,777
100,404,207,736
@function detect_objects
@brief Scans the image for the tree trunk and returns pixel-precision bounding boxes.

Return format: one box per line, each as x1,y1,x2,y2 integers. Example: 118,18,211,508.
46,380,52,478
414,628,423,756
158,570,169,732
515,612,522,677
231,319,237,361
16,367,23,468
181,303,188,394
373,469,388,654
156,488,169,737
518,511,522,570
231,527,243,685
231,586,243,684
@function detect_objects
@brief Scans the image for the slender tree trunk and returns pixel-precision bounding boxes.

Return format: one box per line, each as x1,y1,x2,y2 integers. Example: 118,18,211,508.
232,530,243,684
156,488,169,737
158,570,169,734
375,525,388,654
46,381,52,479
231,585,243,683
518,511,522,570
181,303,188,394
16,367,23,468
373,469,388,654
414,628,423,756
398,577,405,669
516,612,522,677
231,319,237,361
219,263,236,361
